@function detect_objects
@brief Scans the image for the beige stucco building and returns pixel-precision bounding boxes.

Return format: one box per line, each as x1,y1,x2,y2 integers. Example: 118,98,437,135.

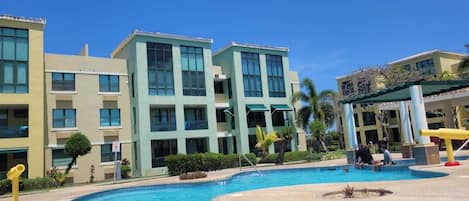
44,45,132,183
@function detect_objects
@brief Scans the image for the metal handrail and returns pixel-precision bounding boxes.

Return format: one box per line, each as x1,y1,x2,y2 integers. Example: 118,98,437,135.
454,139,469,156
239,154,262,175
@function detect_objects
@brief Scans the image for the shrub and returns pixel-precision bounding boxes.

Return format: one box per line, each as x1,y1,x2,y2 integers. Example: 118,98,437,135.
343,185,354,198
258,151,314,163
321,151,346,161
165,153,257,176
0,179,11,195
46,167,67,186
326,145,339,151
64,133,91,174
22,177,56,190
121,158,131,178
179,171,207,180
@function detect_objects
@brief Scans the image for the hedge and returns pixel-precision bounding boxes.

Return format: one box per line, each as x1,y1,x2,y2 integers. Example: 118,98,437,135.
165,153,257,176
258,151,322,163
0,177,57,195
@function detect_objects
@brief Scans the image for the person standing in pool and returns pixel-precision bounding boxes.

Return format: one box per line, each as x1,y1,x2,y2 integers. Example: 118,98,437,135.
383,149,394,165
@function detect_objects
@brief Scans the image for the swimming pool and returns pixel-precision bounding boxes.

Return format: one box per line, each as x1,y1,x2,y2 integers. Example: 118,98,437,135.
74,164,446,201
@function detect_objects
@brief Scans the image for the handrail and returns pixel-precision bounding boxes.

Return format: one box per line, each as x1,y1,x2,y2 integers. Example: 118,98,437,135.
239,154,262,175
454,139,469,156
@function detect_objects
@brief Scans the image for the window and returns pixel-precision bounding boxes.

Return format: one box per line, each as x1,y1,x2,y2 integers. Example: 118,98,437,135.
227,78,233,99
147,42,174,96
184,107,208,130
52,73,75,91
99,75,119,92
354,113,359,127
151,139,177,167
0,110,7,128
0,28,28,93
390,110,397,118
403,64,411,71
100,109,120,127
416,59,435,75
181,46,206,96
216,108,226,122
362,112,376,126
272,112,285,127
101,144,121,163
214,81,224,94
266,55,285,97
247,111,266,128
357,79,370,94
150,107,176,131
52,149,73,167
341,80,354,97
186,138,208,154
131,73,135,97
52,109,76,128
241,52,262,97
365,130,378,144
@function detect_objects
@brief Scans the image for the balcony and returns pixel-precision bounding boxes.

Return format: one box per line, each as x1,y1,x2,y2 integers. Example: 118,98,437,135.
151,122,177,132
217,122,227,132
0,106,28,139
185,120,208,130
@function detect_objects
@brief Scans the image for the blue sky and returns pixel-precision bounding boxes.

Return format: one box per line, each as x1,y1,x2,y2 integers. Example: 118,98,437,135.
1,0,468,92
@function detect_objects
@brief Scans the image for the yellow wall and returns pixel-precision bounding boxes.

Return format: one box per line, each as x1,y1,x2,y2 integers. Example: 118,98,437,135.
44,53,131,183
0,19,45,178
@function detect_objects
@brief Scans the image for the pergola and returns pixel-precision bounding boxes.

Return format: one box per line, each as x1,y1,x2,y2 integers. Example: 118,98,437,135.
341,80,469,164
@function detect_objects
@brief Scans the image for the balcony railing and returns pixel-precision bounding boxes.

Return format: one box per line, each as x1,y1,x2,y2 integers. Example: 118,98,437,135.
0,126,28,138
185,120,208,130
151,122,177,132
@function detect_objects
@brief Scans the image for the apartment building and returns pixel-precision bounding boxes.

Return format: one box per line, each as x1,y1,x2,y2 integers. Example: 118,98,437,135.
0,15,46,179
44,45,132,183
337,50,468,149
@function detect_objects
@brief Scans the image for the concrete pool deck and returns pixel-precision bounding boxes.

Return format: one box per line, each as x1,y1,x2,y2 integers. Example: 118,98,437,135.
1,151,469,201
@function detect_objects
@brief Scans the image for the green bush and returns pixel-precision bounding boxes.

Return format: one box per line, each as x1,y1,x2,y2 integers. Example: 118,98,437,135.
259,151,315,163
22,177,56,190
165,153,257,176
326,145,339,151
0,179,11,195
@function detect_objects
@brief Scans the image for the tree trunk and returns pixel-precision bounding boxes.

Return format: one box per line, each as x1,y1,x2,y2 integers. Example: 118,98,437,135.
276,140,286,165
65,157,77,174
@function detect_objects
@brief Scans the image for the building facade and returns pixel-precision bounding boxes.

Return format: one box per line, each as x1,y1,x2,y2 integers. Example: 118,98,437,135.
337,50,468,150
44,46,132,183
0,16,46,179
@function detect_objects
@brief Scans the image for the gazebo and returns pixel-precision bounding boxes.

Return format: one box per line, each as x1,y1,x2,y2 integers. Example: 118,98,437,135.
341,80,469,165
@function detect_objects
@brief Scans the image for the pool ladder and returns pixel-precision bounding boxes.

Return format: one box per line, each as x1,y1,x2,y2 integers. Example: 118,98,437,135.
239,154,263,175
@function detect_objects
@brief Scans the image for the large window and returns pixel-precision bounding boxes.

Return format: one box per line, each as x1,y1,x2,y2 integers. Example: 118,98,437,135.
214,81,224,94
52,109,76,128
357,79,370,94
99,75,119,92
266,55,285,97
362,112,376,126
150,107,176,131
100,109,120,127
416,58,435,75
181,46,205,96
341,80,354,97
216,108,226,123
52,73,75,91
247,112,266,128
272,112,285,127
184,107,208,130
0,28,28,93
241,52,262,97
151,139,177,167
101,144,121,163
186,138,208,154
52,149,73,167
147,42,174,96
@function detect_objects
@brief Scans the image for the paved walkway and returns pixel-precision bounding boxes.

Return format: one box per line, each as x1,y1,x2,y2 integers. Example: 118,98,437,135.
1,151,468,201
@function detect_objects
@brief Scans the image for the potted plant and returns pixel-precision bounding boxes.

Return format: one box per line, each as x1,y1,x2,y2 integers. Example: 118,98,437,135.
120,158,131,178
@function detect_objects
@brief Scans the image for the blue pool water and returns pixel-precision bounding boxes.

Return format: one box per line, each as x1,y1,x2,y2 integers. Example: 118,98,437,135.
74,163,447,201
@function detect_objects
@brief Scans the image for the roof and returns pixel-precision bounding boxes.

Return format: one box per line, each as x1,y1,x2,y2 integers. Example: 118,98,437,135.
387,49,467,65
213,41,289,56
111,30,213,57
0,14,46,24
341,80,469,104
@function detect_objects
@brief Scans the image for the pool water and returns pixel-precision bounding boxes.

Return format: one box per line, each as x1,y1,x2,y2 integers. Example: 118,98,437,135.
74,164,446,201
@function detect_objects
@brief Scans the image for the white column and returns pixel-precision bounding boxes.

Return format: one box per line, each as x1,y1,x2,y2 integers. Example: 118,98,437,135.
399,101,414,144
343,103,358,149
443,104,456,128
409,85,431,144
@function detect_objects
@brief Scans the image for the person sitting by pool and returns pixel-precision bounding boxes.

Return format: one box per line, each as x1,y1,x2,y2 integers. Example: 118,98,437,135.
361,144,375,164
382,148,394,165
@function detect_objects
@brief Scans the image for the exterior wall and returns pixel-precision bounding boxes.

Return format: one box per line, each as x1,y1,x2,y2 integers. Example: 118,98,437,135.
0,18,45,179
113,35,217,177
213,45,297,154
44,53,131,183
289,71,307,151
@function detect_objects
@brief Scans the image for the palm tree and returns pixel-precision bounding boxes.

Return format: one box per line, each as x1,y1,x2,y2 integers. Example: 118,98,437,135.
275,126,294,165
291,78,337,152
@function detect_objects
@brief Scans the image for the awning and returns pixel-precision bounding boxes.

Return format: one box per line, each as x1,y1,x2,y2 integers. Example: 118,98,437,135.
271,104,293,112
341,80,469,104
223,106,234,117
246,104,268,112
